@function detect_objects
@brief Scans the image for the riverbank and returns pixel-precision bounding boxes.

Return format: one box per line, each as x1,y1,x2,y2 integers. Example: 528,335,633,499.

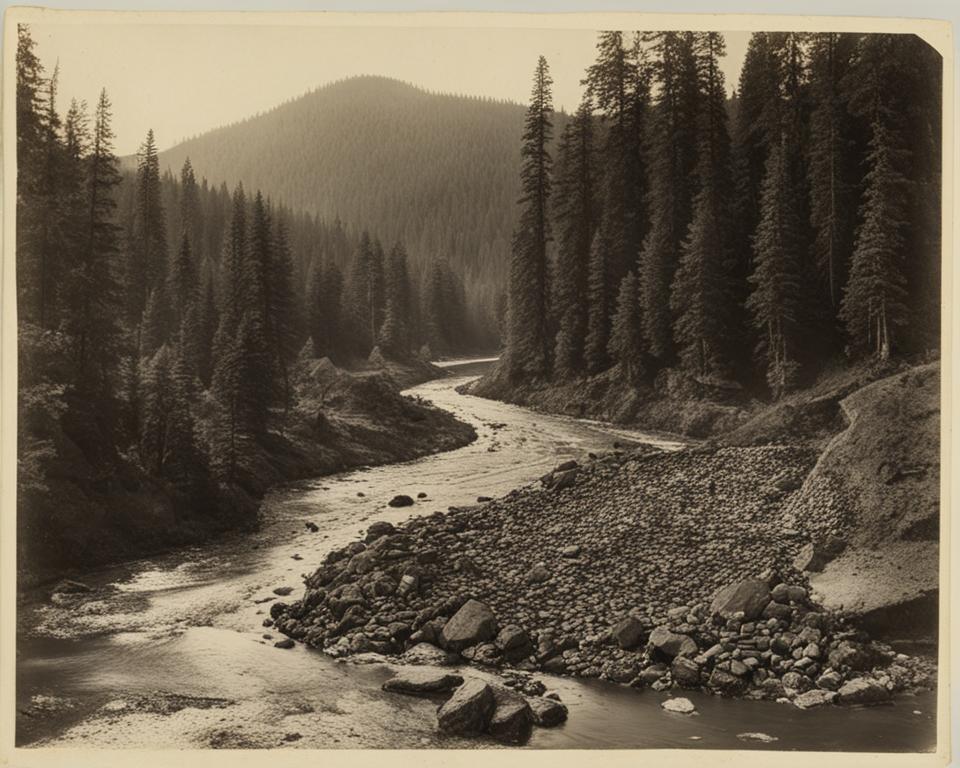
18,353,477,587
273,363,939,729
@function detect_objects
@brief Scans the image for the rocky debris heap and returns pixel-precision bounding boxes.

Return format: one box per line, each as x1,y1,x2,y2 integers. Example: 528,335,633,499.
379,669,568,744
271,445,935,709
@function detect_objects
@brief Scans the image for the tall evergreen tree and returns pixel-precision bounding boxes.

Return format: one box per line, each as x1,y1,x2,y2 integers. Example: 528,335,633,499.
807,33,859,312
608,271,644,382
584,223,614,373
128,129,169,337
169,230,196,333
639,31,701,361
506,55,553,379
671,32,736,379
747,137,805,397
552,100,597,378
840,54,912,359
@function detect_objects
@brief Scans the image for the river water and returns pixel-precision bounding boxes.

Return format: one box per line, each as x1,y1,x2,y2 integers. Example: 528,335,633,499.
15,359,936,751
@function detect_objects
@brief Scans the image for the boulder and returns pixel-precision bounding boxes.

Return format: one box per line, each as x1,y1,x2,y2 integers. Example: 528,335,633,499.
272,586,295,596
52,579,91,594
793,689,838,709
710,579,772,621
708,668,748,697
436,679,496,735
495,625,533,659
402,643,457,666
274,638,295,649
613,616,647,650
828,641,877,672
671,657,702,688
365,521,397,542
388,495,415,508
528,697,568,727
661,697,696,714
837,678,891,705
793,535,846,573
382,670,464,696
648,627,698,659
441,599,499,652
551,468,580,490
487,687,534,744
332,604,368,636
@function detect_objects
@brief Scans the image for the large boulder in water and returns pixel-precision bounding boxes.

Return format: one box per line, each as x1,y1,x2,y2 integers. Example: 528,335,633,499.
487,686,534,744
710,578,772,620
838,678,891,705
528,696,568,727
436,679,495,735
440,599,499,651
382,670,464,696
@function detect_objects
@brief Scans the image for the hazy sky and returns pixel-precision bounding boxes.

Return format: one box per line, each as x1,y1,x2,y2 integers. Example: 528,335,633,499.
30,23,750,156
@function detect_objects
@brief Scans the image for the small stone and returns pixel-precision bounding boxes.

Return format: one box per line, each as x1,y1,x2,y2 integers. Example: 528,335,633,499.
388,495,415,508
274,639,295,649
737,732,779,743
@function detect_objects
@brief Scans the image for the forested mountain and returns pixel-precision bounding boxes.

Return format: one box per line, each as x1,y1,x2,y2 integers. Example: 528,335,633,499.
158,76,552,328
500,31,941,401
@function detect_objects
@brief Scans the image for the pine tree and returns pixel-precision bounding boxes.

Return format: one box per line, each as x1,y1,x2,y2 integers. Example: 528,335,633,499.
840,103,910,359
671,32,736,379
552,100,596,378
582,31,650,357
138,344,174,476
807,33,859,311
506,55,553,380
179,157,203,257
584,223,614,373
639,31,701,362
169,230,196,332
128,129,169,330
271,215,300,413
747,137,805,397
608,271,644,382
379,242,412,357
66,89,124,402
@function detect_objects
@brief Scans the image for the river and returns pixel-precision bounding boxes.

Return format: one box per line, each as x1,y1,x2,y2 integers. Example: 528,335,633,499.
15,358,936,751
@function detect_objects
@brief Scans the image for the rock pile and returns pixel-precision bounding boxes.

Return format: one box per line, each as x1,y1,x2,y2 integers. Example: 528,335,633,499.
272,445,934,712
380,670,568,744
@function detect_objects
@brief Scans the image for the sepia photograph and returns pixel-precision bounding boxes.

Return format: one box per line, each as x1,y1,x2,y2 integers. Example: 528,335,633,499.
1,7,951,761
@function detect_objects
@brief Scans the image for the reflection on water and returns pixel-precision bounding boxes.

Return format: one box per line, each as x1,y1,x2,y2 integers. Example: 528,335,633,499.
16,359,937,750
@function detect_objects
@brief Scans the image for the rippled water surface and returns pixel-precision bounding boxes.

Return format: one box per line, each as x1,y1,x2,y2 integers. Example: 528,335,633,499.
15,359,937,751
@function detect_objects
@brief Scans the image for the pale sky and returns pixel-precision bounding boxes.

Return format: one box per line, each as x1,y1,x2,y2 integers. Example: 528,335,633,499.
30,23,749,156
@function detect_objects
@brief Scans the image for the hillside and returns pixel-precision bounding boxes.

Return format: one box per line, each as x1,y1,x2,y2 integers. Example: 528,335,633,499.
159,76,558,299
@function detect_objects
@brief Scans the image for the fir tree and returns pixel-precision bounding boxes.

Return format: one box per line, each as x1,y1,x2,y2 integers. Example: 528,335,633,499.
671,32,736,379
840,110,910,359
747,137,805,397
639,31,701,361
169,230,196,332
552,99,597,378
608,271,644,382
807,33,858,311
506,55,553,379
584,223,614,373
128,129,169,330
